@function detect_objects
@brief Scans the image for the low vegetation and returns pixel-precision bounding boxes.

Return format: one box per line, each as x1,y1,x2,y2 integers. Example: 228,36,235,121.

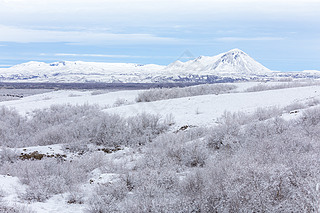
1,88,320,212
136,83,237,102
245,81,320,92
85,106,320,212
0,104,170,148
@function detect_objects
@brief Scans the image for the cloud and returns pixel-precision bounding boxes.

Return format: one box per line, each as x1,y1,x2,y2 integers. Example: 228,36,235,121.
216,37,285,42
1,0,319,24
0,25,180,45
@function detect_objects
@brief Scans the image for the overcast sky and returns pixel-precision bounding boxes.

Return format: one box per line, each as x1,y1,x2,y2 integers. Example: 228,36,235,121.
0,0,319,71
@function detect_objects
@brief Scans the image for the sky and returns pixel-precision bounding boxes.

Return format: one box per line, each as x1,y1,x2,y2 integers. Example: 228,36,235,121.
0,0,319,71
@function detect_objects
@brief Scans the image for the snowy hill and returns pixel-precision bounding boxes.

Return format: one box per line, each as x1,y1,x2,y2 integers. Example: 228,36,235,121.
0,49,292,83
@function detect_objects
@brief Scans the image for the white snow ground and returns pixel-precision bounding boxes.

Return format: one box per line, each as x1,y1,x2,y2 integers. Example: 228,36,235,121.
1,81,320,212
104,85,320,127
1,82,317,128
0,82,285,116
0,89,140,115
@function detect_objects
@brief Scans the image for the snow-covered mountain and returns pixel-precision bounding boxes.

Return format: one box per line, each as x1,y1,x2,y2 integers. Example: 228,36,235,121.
166,49,271,75
0,61,165,83
0,49,278,83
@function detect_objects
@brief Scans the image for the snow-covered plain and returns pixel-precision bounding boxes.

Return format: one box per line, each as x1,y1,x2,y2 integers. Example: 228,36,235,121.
1,82,319,128
104,85,320,127
0,89,139,115
1,81,320,212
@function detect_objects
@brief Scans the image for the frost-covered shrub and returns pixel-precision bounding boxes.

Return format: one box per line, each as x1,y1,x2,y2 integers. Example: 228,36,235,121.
0,204,35,213
30,104,102,128
0,104,170,148
207,113,242,150
21,175,67,202
91,113,169,147
0,148,18,163
0,104,104,147
86,180,128,213
217,110,248,126
90,114,127,146
136,84,237,102
68,93,81,97
143,127,208,170
87,105,320,212
32,125,72,146
0,96,19,102
66,187,85,204
299,107,320,127
0,152,105,202
0,106,30,147
91,90,108,96
83,106,320,212
284,102,306,113
245,81,320,92
0,159,69,202
127,113,168,145
63,140,89,154
112,98,127,107
253,106,282,121
4,97,320,210
165,140,208,167
297,107,320,138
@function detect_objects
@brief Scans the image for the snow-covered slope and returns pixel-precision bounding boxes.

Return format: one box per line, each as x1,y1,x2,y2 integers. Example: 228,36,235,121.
0,49,276,83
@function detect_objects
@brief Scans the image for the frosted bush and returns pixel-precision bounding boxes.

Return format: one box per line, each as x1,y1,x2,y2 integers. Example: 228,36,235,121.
245,81,320,92
3,98,320,210
86,181,128,213
21,175,67,202
253,106,282,121
63,140,89,154
112,98,127,107
0,104,170,148
284,102,306,113
0,96,19,102
0,154,102,202
207,115,242,150
0,204,35,213
0,148,18,164
136,84,237,102
92,113,169,147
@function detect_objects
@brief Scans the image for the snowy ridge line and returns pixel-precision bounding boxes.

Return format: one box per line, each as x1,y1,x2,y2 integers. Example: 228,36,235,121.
0,49,288,83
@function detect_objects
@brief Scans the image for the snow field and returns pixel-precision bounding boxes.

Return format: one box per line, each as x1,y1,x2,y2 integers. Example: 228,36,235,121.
1,81,320,212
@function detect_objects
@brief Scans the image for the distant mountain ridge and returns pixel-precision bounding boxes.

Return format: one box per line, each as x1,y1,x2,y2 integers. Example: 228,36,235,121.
0,49,316,83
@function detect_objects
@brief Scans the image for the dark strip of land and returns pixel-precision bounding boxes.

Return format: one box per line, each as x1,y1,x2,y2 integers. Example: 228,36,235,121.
0,82,204,90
